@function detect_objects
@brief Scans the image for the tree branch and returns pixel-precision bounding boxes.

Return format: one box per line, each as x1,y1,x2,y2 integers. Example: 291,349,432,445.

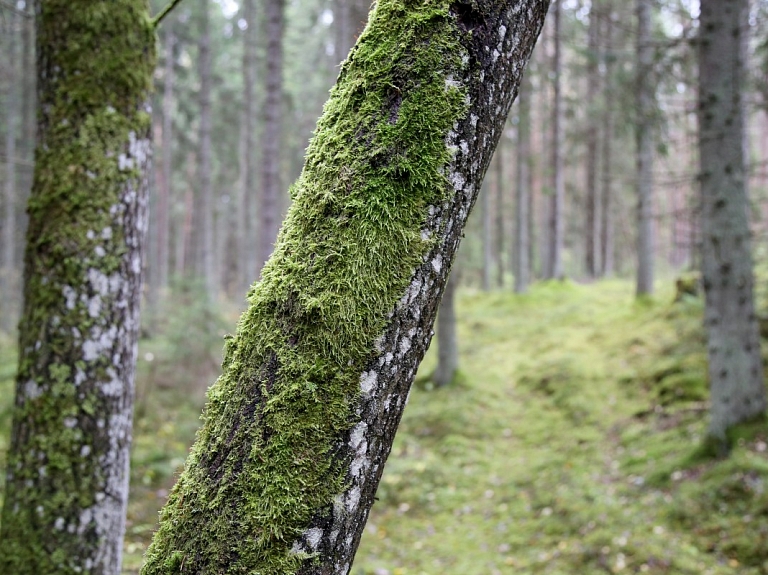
152,0,185,28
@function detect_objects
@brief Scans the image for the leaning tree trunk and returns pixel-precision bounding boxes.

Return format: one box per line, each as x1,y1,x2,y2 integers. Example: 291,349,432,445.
0,1,155,574
140,1,549,574
699,0,766,446
635,0,654,296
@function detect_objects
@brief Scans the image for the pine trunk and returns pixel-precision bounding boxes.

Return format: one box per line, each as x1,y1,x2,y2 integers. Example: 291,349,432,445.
140,1,549,573
585,1,600,278
699,0,766,445
198,0,216,298
548,0,564,279
0,2,155,573
514,72,531,293
240,0,258,292
259,0,285,272
635,0,654,296
600,1,614,277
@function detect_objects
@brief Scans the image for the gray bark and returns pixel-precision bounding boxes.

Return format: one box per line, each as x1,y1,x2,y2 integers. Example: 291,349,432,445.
140,1,549,573
600,2,614,276
434,270,458,388
2,8,18,333
699,0,766,445
548,0,564,279
0,1,155,573
635,0,654,296
514,72,531,293
585,1,600,277
198,0,215,298
259,0,285,272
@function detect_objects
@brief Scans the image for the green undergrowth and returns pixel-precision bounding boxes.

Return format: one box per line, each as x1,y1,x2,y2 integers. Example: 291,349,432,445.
2,277,768,573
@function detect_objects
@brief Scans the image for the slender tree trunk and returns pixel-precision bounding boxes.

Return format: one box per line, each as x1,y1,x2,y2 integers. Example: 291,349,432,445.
494,143,504,287
514,72,531,293
259,0,285,272
0,2,155,573
2,10,18,333
240,0,258,291
585,1,600,277
198,0,215,298
140,2,549,573
635,0,654,296
157,23,174,297
699,0,766,446
482,179,492,290
600,1,614,276
548,0,564,279
335,0,371,64
434,270,458,387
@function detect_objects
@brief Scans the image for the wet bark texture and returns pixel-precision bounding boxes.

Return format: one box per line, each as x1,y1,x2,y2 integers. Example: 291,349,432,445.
0,1,155,574
140,1,549,574
699,0,766,443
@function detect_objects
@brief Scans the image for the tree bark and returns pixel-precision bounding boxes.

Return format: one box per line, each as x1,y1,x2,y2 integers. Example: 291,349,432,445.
140,1,549,573
600,1,614,277
635,0,654,296
259,0,285,272
585,0,600,278
0,1,155,573
699,0,766,445
1,8,18,333
240,0,258,292
514,71,531,293
197,0,216,298
547,0,564,279
434,270,458,387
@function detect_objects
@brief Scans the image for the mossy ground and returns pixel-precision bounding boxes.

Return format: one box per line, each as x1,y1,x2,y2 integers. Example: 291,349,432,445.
1,277,767,573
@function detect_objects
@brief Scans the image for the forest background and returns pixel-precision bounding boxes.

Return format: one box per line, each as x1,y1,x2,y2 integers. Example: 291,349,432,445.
2,0,768,573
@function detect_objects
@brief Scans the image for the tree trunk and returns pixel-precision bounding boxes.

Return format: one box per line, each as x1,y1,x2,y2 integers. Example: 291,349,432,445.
1,8,18,333
514,72,531,293
158,22,174,296
548,0,564,279
482,177,492,290
494,144,505,288
635,0,654,296
600,1,614,277
699,0,766,446
0,2,155,573
140,1,549,573
434,270,458,387
585,0,600,278
259,0,285,272
240,0,258,292
198,0,215,298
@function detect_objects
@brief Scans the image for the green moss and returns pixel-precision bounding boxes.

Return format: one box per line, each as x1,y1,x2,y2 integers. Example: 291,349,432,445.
142,0,470,573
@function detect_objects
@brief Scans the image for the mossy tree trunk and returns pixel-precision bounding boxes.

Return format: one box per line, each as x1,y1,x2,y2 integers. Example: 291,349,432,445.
0,2,155,574
140,0,549,573
699,0,767,446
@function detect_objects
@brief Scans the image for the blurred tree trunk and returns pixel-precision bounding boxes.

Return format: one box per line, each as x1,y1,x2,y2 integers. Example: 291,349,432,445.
635,0,654,296
197,0,215,298
259,0,285,272
600,1,614,276
434,270,458,387
157,22,174,296
514,72,531,293
699,0,766,447
1,9,18,333
240,0,258,292
547,0,564,279
584,1,600,278
140,1,549,573
482,178,492,290
494,144,504,288
334,0,370,64
0,1,155,573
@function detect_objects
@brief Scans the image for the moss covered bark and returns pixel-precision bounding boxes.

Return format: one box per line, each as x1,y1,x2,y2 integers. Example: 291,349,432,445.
0,2,155,574
141,1,548,573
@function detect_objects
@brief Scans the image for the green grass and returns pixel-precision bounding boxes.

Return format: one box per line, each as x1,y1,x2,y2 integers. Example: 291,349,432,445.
1,277,767,574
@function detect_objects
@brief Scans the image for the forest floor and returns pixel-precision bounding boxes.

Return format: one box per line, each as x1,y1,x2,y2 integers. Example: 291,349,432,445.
1,277,768,574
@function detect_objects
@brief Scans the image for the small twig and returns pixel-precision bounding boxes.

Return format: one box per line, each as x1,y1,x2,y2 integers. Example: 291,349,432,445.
152,0,185,29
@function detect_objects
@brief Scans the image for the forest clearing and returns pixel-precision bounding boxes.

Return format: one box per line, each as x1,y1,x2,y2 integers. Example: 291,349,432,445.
4,276,765,574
